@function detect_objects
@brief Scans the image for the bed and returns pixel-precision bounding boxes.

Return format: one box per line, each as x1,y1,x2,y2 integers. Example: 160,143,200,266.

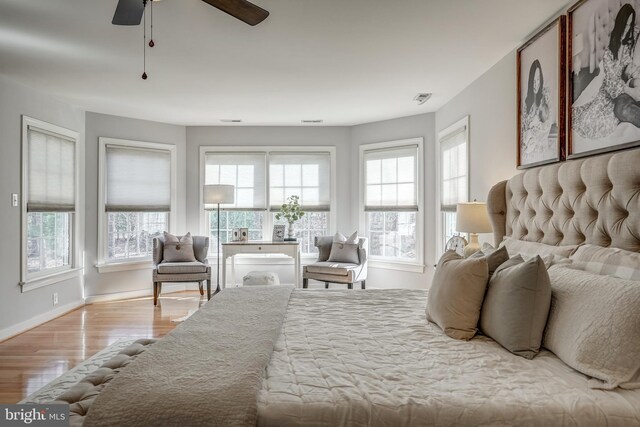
59,148,640,426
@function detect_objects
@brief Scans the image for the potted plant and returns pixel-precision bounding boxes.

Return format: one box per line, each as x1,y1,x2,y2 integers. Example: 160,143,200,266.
275,195,305,241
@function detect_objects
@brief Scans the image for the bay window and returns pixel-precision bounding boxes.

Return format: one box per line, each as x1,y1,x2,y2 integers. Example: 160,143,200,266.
438,117,469,256
360,138,424,269
201,148,335,256
22,116,80,289
99,139,176,267
204,152,267,254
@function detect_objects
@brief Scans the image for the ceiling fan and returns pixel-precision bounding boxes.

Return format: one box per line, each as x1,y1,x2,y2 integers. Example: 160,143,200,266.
112,0,269,26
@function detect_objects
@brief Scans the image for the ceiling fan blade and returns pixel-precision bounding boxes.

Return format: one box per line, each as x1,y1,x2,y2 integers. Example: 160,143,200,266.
112,0,145,26
201,0,269,26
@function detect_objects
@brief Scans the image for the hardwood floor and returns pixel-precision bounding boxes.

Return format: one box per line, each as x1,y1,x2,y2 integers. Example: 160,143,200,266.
0,291,205,404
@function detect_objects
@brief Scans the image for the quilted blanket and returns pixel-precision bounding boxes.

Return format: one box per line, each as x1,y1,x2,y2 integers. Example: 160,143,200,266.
258,289,640,426
84,285,294,427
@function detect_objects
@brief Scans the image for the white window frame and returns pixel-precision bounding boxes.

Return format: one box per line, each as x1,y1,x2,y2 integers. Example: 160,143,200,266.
20,116,83,292
199,145,337,262
97,137,177,273
436,116,470,260
359,137,424,273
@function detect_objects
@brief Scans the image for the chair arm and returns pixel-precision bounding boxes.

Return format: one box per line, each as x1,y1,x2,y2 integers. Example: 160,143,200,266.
152,237,164,267
193,236,210,263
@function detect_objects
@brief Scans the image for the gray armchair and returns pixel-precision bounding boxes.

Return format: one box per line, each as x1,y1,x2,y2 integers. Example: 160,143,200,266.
302,236,368,289
152,235,212,306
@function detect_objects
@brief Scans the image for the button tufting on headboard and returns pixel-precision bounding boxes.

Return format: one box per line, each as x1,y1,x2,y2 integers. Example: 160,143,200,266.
487,149,640,252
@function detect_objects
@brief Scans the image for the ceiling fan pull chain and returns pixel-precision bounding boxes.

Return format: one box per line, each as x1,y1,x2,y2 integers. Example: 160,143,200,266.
149,0,155,48
142,0,148,80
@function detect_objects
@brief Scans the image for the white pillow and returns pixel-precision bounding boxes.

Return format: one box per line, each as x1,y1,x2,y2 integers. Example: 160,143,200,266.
333,231,358,244
500,237,576,268
569,244,640,281
544,265,640,390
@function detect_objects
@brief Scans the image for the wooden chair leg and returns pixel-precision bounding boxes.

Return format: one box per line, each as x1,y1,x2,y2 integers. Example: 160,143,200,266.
348,283,353,290
325,282,330,289
303,278,309,289
198,281,204,296
153,282,159,306
361,280,366,289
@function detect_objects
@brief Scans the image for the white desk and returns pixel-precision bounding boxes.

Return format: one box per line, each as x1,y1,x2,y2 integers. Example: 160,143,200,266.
221,241,301,289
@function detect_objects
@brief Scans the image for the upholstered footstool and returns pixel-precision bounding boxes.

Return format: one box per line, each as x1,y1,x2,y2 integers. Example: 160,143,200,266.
242,271,280,286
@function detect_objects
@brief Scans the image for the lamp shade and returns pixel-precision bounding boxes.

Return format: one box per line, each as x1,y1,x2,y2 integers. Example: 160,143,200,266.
203,185,235,205
456,201,492,234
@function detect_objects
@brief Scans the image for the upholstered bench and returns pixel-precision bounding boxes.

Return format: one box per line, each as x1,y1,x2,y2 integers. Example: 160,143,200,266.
52,339,157,426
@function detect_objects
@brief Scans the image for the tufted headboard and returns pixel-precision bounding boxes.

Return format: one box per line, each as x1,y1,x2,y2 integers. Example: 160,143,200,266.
487,148,640,252
572,0,640,73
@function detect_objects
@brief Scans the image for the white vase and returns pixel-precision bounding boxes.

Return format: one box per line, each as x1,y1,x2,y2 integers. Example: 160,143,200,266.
286,222,296,241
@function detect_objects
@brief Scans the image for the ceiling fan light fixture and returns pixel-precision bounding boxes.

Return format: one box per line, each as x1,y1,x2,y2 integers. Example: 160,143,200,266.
413,93,432,105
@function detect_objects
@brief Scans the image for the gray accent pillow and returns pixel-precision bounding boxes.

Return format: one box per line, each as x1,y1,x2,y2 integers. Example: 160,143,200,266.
327,242,360,264
469,245,509,277
163,232,197,262
479,255,551,359
426,250,489,340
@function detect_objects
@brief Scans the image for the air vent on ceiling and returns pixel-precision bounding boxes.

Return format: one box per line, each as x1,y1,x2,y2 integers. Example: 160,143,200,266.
220,119,242,123
413,93,432,105
301,119,323,124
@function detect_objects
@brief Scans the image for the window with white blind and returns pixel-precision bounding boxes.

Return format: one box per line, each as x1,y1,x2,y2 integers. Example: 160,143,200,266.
360,138,424,268
204,152,267,253
201,148,335,256
99,139,176,266
22,117,79,285
438,117,469,256
270,153,332,254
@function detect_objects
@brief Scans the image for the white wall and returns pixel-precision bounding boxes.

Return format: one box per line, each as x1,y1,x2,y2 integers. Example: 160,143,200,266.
350,113,436,289
436,51,518,203
0,76,85,337
83,112,187,298
435,51,519,247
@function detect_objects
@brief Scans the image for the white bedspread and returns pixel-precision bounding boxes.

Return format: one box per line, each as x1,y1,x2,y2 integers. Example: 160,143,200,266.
258,290,640,427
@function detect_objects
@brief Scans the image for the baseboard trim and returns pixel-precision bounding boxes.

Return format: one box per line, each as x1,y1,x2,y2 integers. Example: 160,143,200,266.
0,299,85,342
84,284,190,304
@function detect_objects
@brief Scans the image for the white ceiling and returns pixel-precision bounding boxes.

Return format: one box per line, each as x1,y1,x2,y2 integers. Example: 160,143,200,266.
0,0,567,126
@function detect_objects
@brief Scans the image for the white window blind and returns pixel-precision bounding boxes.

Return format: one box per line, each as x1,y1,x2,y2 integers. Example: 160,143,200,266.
364,145,418,211
440,127,468,212
269,152,331,211
204,152,267,210
105,145,172,212
27,127,76,212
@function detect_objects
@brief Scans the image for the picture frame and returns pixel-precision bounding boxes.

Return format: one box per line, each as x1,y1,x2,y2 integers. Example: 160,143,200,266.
232,227,248,242
272,224,285,242
568,0,640,158
517,16,567,169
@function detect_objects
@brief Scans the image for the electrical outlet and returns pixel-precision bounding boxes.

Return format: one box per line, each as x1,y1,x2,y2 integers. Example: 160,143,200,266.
53,292,58,306
11,194,18,207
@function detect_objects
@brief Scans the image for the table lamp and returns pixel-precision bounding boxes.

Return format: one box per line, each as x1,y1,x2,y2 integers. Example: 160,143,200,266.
456,201,493,258
203,184,235,296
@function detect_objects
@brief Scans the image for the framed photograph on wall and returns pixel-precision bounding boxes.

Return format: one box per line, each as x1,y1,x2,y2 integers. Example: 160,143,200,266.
569,0,640,158
517,16,567,169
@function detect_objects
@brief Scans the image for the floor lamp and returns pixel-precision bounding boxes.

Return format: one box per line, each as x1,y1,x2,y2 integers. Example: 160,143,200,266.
203,184,235,299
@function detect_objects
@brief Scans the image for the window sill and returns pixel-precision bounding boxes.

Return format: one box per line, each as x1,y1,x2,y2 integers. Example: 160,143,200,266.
96,260,154,273
21,267,83,293
368,259,425,273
